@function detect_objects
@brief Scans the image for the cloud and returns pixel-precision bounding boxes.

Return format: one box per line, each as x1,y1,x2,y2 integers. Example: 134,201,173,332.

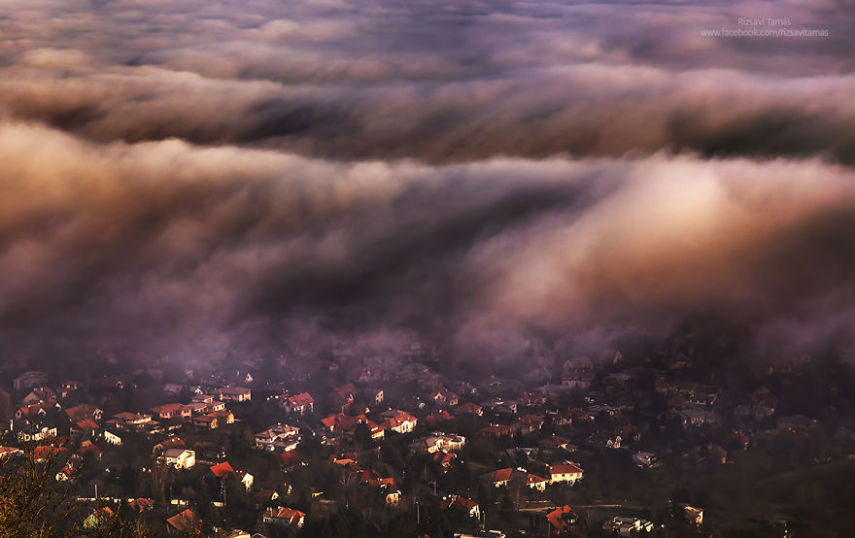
1,0,855,366
0,0,852,164
2,121,855,365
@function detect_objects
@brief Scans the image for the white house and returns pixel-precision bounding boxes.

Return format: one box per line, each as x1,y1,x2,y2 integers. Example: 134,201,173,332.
548,463,584,485
163,448,195,469
103,430,122,446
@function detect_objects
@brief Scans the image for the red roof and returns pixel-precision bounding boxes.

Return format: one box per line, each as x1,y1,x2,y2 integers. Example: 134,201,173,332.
75,419,99,431
158,437,185,449
527,473,548,485
78,441,102,459
18,403,47,417
321,415,338,429
493,468,514,482
433,451,456,467
167,509,201,534
129,498,154,512
33,446,64,461
288,392,314,406
450,496,479,511
322,413,366,432
427,410,453,425
151,403,187,416
547,505,577,531
280,450,300,466
270,507,305,526
550,463,584,476
209,461,235,479
539,436,576,450
66,404,99,422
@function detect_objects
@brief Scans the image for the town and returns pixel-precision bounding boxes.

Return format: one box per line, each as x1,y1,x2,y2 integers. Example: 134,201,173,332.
0,328,853,537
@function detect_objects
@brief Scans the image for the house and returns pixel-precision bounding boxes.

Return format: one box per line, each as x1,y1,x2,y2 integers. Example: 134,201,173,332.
194,412,231,430
385,489,402,505
442,495,480,519
680,504,704,526
184,401,210,415
633,451,656,468
675,408,718,428
93,375,126,391
382,410,418,434
66,404,102,423
16,423,58,442
215,530,251,538
364,388,384,405
112,412,152,431
526,473,549,491
163,448,195,469
603,516,654,536
263,507,305,529
455,402,483,417
215,409,234,424
129,498,155,513
454,531,507,538
546,505,578,533
153,436,186,455
428,388,460,407
548,463,584,485
33,445,65,463
22,387,57,405
353,468,396,489
433,451,457,471
426,410,453,427
15,402,49,421
55,459,82,481
13,371,48,391
150,403,192,421
284,392,314,415
167,509,202,535
561,371,595,390
332,383,357,410
103,430,122,446
521,392,547,407
365,420,386,440
78,440,102,460
237,471,254,491
192,393,214,404
514,414,544,434
0,447,23,458
478,424,515,439
538,435,576,451
58,380,81,398
411,433,466,454
193,413,218,430
483,468,548,490
206,460,254,491
255,423,302,452
210,461,235,480
735,387,778,420
162,384,184,396
251,488,280,508
484,468,514,488
484,398,518,415
72,418,99,436
214,387,251,402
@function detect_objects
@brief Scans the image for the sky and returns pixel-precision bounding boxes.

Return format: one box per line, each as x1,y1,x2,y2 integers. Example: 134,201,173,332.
1,0,854,368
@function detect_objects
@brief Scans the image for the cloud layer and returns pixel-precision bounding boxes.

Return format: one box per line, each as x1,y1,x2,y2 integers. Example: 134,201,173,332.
0,0,854,365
